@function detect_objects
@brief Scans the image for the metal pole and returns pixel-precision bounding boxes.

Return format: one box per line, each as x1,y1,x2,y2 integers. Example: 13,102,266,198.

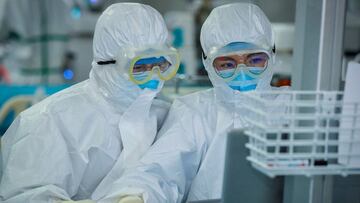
287,0,347,202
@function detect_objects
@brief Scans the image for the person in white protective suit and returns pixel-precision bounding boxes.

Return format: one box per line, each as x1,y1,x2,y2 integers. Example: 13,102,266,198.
103,3,289,203
0,3,180,203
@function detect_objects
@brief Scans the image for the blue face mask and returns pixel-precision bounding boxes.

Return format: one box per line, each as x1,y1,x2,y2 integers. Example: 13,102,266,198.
138,80,160,90
218,68,262,92
133,71,160,90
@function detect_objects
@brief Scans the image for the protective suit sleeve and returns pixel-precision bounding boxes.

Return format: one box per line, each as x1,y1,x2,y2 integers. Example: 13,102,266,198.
97,99,209,203
0,112,79,202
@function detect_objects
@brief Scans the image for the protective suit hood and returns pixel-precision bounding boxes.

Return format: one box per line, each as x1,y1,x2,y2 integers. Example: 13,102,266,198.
200,3,275,103
89,3,168,112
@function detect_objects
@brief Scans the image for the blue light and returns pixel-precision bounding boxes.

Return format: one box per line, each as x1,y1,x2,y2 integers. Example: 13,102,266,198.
89,0,98,4
63,69,74,80
71,7,81,19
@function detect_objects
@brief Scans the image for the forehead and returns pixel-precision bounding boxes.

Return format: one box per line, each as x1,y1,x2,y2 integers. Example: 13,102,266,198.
221,42,260,52
218,52,268,60
209,42,265,56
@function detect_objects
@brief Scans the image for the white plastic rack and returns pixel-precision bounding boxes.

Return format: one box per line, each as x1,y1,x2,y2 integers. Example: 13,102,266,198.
242,91,360,177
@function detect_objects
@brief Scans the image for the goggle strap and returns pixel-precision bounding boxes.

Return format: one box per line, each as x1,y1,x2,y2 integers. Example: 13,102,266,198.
202,51,207,60
97,60,116,65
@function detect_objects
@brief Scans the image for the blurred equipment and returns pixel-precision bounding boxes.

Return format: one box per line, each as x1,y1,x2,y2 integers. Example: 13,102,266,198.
66,0,102,83
0,64,10,83
194,0,212,76
271,23,294,87
221,130,283,203
0,46,11,83
244,90,360,177
0,85,68,135
0,0,6,28
0,96,36,127
344,0,360,58
61,51,76,82
339,61,360,167
0,0,71,84
68,0,105,15
165,11,197,77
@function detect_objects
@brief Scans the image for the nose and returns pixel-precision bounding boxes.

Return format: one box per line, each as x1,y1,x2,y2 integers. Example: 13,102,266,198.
234,55,247,64
145,64,153,71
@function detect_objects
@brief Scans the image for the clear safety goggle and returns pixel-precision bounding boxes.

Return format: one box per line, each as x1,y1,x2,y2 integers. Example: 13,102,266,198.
128,50,180,84
212,51,270,81
206,42,271,82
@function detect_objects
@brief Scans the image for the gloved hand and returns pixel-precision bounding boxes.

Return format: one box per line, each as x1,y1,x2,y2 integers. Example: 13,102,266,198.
60,200,96,203
118,196,144,203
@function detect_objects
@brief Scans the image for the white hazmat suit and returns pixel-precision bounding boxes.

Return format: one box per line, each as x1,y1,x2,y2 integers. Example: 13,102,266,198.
108,3,287,203
0,0,71,84
0,3,170,202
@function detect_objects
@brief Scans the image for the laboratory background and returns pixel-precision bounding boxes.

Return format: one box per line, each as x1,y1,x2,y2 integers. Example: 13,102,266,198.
0,0,360,203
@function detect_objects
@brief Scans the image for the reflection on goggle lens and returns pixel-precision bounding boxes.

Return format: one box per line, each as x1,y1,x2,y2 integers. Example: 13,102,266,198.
213,52,269,74
133,56,172,73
